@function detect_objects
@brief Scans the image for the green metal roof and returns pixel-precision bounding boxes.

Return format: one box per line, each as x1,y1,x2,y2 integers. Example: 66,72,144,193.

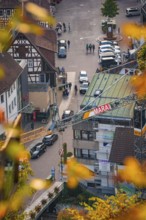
81,73,135,119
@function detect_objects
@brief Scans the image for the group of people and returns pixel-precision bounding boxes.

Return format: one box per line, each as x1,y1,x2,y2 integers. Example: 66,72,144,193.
56,22,71,35
63,82,72,97
62,84,78,97
86,43,95,54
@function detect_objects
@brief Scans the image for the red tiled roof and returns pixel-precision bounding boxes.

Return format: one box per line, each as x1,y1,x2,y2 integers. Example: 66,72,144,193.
0,52,22,94
109,127,134,164
24,29,57,70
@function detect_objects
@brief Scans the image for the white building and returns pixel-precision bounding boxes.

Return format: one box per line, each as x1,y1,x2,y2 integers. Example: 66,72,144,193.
0,52,25,137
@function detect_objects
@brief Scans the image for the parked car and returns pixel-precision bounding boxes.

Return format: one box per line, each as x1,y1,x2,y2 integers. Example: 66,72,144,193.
62,109,74,122
42,134,58,146
98,40,118,46
99,48,121,55
79,70,88,83
30,143,47,159
94,89,103,97
58,39,67,48
58,46,67,58
98,44,120,52
126,7,140,17
80,81,89,94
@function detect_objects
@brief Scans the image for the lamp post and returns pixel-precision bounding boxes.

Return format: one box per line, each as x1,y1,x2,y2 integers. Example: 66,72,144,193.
59,148,64,181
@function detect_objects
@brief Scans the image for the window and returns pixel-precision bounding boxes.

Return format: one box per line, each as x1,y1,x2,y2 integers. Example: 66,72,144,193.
74,148,81,157
12,101,14,110
14,97,16,106
28,59,33,68
89,150,96,159
0,10,3,17
9,105,11,114
6,10,11,16
89,132,94,140
1,94,4,103
82,131,88,140
40,74,45,82
8,90,10,97
74,130,81,139
82,149,88,159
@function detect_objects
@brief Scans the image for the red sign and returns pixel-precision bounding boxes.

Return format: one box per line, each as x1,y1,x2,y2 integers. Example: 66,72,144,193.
93,103,112,115
33,111,36,122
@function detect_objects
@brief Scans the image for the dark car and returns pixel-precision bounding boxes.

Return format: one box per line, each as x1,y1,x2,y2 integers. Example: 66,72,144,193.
94,89,103,97
42,134,58,146
62,109,74,122
58,46,67,58
30,143,47,159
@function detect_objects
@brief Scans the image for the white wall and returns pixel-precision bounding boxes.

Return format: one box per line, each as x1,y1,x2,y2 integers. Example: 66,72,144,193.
7,81,18,122
0,80,19,135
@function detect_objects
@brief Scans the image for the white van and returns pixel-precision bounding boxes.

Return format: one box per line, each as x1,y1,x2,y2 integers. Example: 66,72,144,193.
126,7,140,17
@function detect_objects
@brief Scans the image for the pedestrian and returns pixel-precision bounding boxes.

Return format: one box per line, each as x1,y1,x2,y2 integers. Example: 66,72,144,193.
89,43,92,53
69,82,72,90
68,22,71,32
63,22,66,29
118,27,120,34
31,122,34,130
92,44,95,53
67,40,70,48
63,22,66,32
86,44,89,54
61,66,65,73
74,85,78,95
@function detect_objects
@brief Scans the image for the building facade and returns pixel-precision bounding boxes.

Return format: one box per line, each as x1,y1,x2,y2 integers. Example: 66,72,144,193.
0,52,28,137
73,73,135,195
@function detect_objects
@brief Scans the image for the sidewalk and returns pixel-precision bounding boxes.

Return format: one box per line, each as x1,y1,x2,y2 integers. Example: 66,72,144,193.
23,71,76,143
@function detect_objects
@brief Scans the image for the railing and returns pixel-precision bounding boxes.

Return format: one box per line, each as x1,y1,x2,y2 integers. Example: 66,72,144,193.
0,127,50,147
25,181,64,220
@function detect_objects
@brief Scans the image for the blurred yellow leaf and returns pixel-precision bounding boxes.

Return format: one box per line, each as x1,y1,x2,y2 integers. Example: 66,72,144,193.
130,72,146,98
0,202,8,218
6,141,30,161
4,125,21,138
30,178,51,190
9,185,31,211
118,157,146,187
25,3,56,26
122,23,146,40
65,158,94,189
0,66,5,79
0,167,4,189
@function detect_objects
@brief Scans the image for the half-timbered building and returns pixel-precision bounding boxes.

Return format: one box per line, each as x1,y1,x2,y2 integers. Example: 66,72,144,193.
0,0,53,29
7,28,57,121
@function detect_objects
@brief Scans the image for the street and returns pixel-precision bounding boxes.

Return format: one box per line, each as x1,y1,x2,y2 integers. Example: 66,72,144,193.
29,0,141,203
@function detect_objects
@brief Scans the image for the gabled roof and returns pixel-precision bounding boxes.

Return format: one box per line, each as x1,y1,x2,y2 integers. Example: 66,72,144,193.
0,52,22,94
13,29,57,71
109,127,134,164
0,0,50,9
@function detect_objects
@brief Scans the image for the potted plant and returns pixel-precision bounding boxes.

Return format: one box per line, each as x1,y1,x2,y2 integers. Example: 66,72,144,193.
48,192,53,199
35,204,42,212
54,186,59,194
41,198,47,205
29,211,36,219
